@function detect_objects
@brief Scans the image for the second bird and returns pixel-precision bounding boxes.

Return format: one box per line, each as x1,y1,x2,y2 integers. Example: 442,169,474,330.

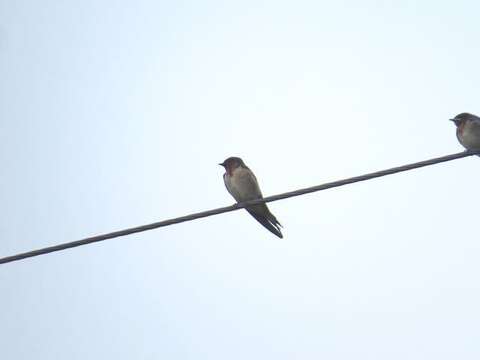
219,157,283,238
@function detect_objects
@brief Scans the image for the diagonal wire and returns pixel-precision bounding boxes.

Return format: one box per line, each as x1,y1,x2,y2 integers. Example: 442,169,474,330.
0,150,478,265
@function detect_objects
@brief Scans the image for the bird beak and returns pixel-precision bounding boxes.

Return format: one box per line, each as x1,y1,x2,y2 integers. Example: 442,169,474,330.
218,162,225,167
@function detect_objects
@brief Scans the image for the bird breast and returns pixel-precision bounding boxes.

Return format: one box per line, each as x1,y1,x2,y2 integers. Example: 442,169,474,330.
225,167,263,202
459,120,480,150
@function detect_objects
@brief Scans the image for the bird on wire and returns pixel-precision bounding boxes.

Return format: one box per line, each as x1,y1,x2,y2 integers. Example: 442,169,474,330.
219,157,283,238
451,112,480,151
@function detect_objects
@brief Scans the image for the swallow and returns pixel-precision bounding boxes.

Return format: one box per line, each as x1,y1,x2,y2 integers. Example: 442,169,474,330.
450,112,480,150
219,157,283,238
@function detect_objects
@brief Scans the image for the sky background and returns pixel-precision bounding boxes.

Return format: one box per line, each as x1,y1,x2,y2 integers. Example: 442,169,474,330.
1,1,480,359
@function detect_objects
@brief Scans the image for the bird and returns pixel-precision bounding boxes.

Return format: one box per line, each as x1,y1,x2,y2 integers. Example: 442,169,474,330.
450,112,480,150
219,157,283,238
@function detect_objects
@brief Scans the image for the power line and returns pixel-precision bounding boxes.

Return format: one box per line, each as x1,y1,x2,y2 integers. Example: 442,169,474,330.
0,150,477,265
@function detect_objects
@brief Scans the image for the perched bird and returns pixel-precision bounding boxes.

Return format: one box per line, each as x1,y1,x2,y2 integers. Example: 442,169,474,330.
451,112,480,150
219,157,283,238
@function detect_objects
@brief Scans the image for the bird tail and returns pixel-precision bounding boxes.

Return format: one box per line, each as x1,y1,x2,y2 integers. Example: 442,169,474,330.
246,204,283,239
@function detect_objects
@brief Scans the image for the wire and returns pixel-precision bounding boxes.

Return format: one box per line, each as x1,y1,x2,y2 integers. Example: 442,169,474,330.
0,150,477,265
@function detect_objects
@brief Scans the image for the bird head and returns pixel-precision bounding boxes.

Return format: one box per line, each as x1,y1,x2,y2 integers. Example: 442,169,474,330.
219,157,245,173
450,112,477,127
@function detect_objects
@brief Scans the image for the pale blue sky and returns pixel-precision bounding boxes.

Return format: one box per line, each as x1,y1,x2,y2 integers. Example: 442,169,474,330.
1,1,480,359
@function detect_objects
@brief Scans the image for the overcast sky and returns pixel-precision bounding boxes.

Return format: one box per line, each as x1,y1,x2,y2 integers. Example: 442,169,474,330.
1,1,480,359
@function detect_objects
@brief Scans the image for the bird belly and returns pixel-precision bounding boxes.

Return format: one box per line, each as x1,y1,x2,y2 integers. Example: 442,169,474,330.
460,122,480,150
225,168,262,202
